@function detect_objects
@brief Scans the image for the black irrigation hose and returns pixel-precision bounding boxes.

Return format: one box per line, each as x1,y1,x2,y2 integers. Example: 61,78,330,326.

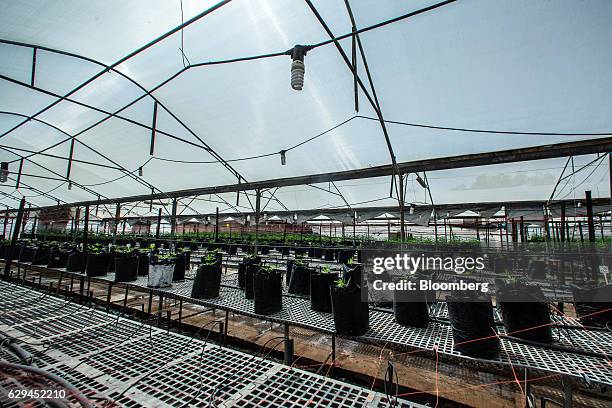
0,333,37,367
0,361,94,408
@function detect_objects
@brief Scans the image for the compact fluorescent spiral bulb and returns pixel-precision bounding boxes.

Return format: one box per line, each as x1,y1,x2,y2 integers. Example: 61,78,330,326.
290,45,308,91
291,60,305,90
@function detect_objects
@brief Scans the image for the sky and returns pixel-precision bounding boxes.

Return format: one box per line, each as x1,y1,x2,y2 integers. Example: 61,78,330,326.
0,0,610,216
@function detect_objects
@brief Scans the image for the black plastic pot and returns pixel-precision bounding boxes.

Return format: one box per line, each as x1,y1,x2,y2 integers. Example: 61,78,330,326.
253,269,282,315
310,272,337,312
496,281,552,343
285,260,294,286
572,284,612,328
330,284,369,336
259,246,270,255
447,294,500,358
114,257,138,282
238,256,260,289
19,246,36,262
136,253,149,276
288,263,311,295
244,263,260,300
393,285,429,328
338,249,354,265
47,249,69,269
66,252,84,272
528,259,547,280
192,256,222,299
86,253,110,277
31,247,51,265
342,264,362,288
324,248,335,262
173,253,187,281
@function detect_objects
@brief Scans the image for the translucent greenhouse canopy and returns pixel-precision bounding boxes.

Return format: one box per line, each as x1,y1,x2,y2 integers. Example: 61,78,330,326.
0,0,610,216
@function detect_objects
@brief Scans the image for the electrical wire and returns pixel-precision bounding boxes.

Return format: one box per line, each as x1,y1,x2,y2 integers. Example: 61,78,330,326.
357,115,612,137
150,116,357,164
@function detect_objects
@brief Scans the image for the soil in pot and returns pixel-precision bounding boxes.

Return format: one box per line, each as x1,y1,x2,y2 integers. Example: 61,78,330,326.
66,252,84,272
447,292,499,359
253,268,282,315
31,247,51,265
288,263,311,295
310,270,337,312
114,256,138,282
47,249,69,269
393,279,429,328
191,254,223,299
496,280,552,343
86,253,110,277
572,284,612,327
330,281,369,336
136,253,149,276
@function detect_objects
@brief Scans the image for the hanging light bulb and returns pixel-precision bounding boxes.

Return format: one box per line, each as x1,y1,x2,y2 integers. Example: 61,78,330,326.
68,181,72,190
0,162,8,183
290,45,309,91
416,173,428,189
280,150,287,165
138,166,143,177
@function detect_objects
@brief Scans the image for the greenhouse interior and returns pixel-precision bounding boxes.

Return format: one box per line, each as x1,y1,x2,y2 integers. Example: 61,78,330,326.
0,1,611,407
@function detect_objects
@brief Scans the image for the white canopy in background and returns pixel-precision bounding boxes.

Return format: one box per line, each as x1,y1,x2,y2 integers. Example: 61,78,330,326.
0,0,610,219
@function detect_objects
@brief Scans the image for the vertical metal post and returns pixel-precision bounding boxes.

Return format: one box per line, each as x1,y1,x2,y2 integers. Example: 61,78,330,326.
215,207,219,242
112,203,121,245
520,216,525,243
331,334,336,377
2,208,8,240
155,207,162,244
3,198,25,278
283,324,293,365
170,198,178,239
31,216,37,238
561,375,573,408
585,191,595,242
560,203,566,242
255,190,261,251
398,173,406,243
224,310,229,344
